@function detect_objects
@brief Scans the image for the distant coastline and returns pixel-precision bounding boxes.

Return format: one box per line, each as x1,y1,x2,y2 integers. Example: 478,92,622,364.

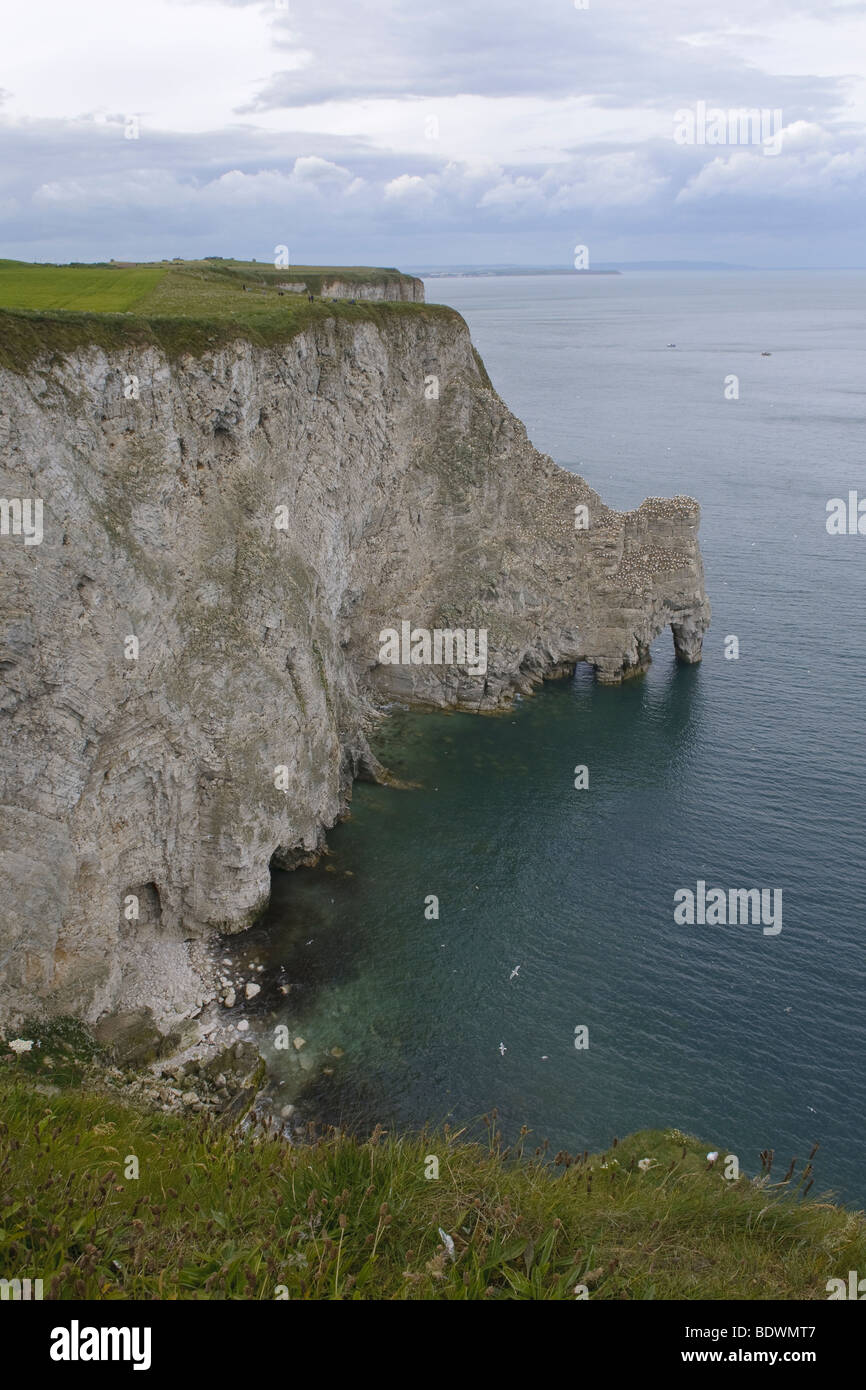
414,260,755,276
418,267,621,277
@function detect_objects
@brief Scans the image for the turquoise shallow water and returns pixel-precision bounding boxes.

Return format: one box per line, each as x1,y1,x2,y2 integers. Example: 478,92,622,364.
236,272,866,1206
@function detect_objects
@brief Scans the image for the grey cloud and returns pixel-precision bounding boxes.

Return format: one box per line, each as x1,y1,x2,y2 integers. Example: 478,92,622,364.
237,0,848,122
3,109,864,269
2,0,864,267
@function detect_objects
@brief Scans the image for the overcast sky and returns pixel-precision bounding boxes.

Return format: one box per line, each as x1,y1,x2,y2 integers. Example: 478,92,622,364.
2,0,865,266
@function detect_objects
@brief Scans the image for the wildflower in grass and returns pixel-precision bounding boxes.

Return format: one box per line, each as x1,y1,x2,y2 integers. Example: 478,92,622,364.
8,1039,34,1054
438,1228,456,1260
637,1158,655,1173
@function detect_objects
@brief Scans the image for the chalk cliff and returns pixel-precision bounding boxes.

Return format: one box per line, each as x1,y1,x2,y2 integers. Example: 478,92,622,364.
0,301,709,1034
318,276,424,301
276,270,424,301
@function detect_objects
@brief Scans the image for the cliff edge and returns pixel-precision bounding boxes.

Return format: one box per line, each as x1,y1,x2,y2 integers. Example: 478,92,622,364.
0,280,709,1034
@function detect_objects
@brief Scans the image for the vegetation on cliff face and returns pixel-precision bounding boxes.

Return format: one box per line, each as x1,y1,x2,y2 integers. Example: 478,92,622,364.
0,258,447,372
1,1034,863,1300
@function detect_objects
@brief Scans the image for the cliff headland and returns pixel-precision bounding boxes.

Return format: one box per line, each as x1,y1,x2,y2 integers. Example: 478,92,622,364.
0,259,710,1043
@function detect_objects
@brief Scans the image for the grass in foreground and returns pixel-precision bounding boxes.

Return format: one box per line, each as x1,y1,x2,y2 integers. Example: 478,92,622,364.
0,1073,862,1300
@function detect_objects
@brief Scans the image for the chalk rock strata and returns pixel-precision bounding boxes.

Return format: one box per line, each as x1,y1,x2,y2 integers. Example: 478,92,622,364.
318,277,424,302
0,307,709,1031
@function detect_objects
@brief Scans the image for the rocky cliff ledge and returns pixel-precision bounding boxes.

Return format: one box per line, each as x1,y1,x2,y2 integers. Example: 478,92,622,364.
277,267,424,301
0,300,709,1035
319,275,424,301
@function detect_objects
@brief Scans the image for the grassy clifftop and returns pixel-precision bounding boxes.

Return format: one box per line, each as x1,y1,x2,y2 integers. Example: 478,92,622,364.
0,258,447,372
1,1054,863,1300
0,258,420,311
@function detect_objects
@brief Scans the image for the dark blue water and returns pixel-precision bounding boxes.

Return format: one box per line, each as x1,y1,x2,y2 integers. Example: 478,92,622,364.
241,272,866,1206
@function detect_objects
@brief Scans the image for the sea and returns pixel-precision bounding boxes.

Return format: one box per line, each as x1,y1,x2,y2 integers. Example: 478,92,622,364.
237,271,866,1207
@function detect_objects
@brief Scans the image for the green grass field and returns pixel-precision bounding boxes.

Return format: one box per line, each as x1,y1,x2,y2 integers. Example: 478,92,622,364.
0,259,452,372
0,262,167,312
0,258,416,315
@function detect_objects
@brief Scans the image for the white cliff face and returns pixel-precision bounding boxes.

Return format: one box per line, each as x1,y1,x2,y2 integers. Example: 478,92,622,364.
318,277,424,301
276,275,424,301
0,308,709,1034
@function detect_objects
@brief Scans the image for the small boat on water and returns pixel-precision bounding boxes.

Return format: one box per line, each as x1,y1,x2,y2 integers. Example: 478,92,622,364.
761,351,772,356
666,343,676,348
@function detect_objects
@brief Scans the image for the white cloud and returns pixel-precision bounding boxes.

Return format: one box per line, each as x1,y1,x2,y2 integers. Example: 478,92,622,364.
3,0,277,131
290,156,354,184
676,134,866,200
384,173,435,202
479,153,668,217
